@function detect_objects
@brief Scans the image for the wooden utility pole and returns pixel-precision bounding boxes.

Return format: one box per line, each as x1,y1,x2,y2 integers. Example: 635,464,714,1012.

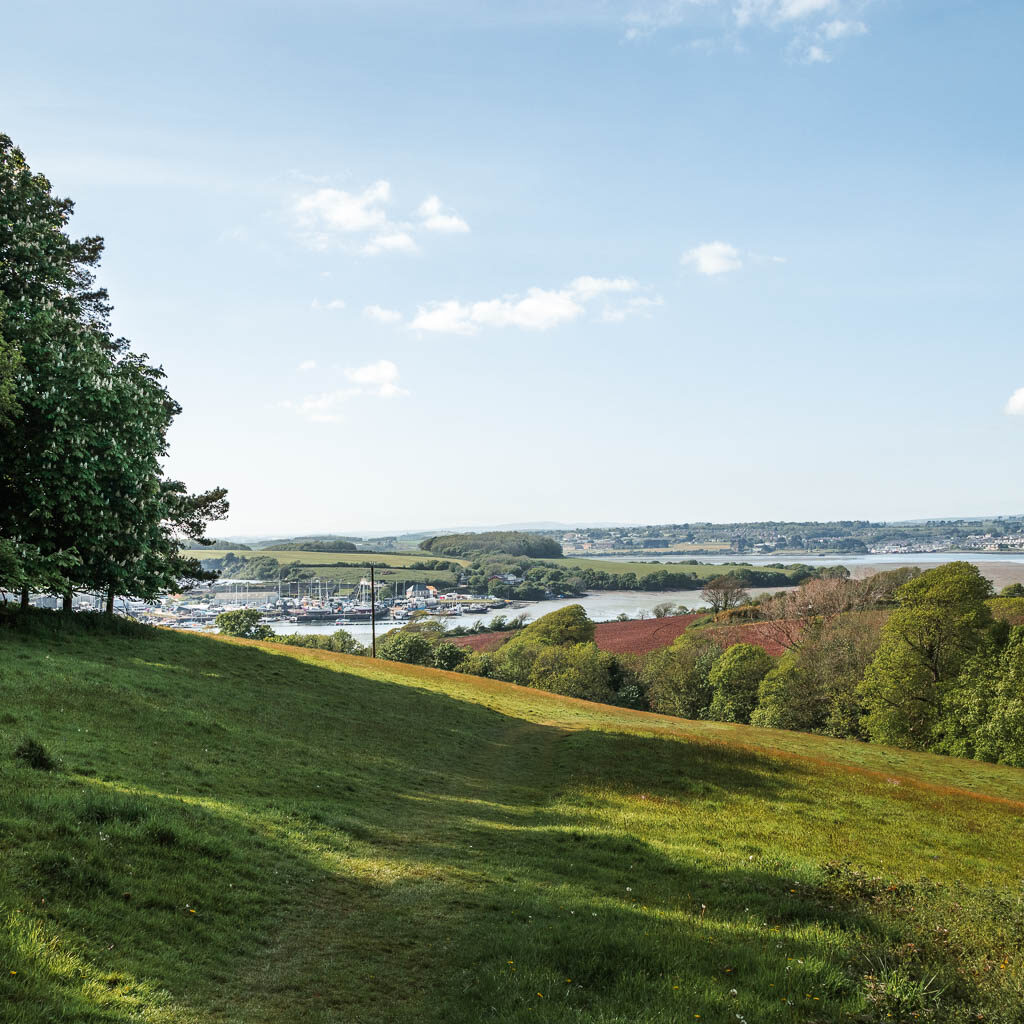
370,565,377,658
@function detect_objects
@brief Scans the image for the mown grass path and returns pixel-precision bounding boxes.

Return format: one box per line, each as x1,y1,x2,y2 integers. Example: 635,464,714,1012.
2,627,1022,1022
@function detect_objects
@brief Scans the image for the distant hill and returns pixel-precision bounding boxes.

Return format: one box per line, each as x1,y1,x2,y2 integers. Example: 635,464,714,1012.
253,536,359,552
420,530,562,559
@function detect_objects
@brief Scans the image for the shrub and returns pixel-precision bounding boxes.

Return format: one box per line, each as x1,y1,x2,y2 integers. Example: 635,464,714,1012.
641,633,721,720
520,604,595,646
215,608,274,640
14,737,56,771
432,642,468,671
375,630,435,667
528,642,615,703
708,643,773,724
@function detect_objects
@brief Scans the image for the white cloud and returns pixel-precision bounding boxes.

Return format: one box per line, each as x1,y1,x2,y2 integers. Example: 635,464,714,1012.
775,0,835,21
411,289,583,334
600,295,664,322
298,360,317,371
1006,388,1024,416
625,0,868,60
363,304,403,324
311,298,346,310
344,359,409,398
293,181,470,254
683,241,743,275
821,18,867,39
623,0,710,40
286,360,409,422
569,275,637,301
294,181,390,235
408,276,647,335
363,230,418,255
417,195,470,233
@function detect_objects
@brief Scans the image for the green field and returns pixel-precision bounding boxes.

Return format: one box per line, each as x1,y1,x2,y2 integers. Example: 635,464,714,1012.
2,618,1022,1022
550,557,808,581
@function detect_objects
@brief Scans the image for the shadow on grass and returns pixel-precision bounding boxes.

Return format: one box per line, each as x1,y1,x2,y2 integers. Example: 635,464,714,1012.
0,627,1010,1023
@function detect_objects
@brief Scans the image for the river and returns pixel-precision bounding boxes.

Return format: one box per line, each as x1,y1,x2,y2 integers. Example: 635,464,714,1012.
265,585,795,642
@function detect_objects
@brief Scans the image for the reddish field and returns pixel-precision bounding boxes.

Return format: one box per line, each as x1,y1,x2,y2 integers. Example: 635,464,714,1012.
451,614,705,656
701,620,799,657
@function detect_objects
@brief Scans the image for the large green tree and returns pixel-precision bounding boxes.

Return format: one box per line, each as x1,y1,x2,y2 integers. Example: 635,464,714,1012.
0,133,226,607
859,561,994,749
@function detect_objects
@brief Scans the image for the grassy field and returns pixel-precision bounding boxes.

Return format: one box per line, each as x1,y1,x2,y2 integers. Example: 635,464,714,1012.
550,557,807,581
2,618,1022,1023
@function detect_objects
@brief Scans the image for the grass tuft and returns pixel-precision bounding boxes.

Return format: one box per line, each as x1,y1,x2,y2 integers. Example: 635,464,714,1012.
13,737,56,771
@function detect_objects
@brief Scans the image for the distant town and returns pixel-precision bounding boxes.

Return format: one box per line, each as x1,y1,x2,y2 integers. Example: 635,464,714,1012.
556,516,1024,556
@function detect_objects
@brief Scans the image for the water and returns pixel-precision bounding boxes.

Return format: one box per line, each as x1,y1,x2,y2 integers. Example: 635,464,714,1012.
265,585,794,641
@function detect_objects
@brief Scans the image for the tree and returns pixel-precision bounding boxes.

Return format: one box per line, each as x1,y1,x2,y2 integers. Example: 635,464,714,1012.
701,576,749,614
0,308,19,426
0,134,227,607
641,632,721,719
707,643,773,724
376,630,435,666
751,614,880,737
859,562,994,750
652,601,678,619
528,642,616,703
520,604,595,646
215,608,273,640
1000,583,1024,598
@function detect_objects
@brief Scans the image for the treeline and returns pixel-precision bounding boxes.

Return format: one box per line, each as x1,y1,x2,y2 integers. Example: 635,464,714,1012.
420,531,563,559
0,135,224,608
258,539,357,553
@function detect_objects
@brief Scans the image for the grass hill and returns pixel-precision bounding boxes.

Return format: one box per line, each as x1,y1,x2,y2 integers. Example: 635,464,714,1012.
2,618,1022,1023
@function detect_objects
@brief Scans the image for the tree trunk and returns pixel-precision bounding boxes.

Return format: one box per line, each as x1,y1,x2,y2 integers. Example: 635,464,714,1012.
20,585,29,611
63,592,73,613
106,587,115,615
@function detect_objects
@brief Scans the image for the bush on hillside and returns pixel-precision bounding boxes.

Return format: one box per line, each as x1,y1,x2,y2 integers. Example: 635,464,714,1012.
272,630,365,655
707,643,773,724
641,633,721,720
215,608,274,640
375,627,469,671
14,738,56,771
751,614,880,737
520,604,595,646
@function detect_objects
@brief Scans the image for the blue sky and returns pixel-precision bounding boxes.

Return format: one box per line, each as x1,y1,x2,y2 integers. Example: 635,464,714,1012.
3,0,1022,534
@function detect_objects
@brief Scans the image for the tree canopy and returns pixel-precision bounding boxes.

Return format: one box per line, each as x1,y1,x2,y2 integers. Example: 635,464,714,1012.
0,133,226,606
420,531,563,559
